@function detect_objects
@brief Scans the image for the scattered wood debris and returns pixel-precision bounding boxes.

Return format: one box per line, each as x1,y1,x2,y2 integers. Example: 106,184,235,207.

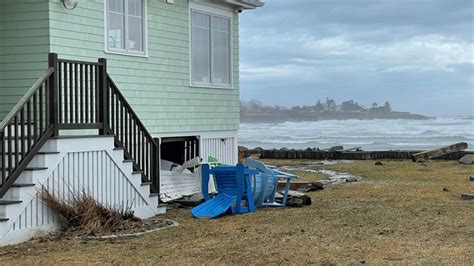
275,190,312,207
461,193,474,201
411,142,468,162
278,181,324,192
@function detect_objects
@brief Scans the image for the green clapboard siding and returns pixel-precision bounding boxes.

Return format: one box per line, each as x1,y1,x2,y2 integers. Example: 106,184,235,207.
0,0,50,120
48,0,240,134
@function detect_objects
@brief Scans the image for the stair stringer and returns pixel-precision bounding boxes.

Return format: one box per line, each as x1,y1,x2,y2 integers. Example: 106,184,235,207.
0,136,165,246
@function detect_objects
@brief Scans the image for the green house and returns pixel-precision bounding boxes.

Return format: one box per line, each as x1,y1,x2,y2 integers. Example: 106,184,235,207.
0,0,263,245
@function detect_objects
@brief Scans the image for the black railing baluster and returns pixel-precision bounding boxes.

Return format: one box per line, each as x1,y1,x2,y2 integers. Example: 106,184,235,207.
79,64,84,124
58,62,62,124
20,108,25,159
64,62,68,124
74,63,79,124
39,84,44,134
27,100,32,151
14,116,19,168
85,64,89,124
33,92,38,142
7,123,12,174
90,65,95,123
111,86,115,134
69,63,74,123
0,130,4,185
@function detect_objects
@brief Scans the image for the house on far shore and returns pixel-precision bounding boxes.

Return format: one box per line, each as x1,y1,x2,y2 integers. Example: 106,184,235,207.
0,0,263,246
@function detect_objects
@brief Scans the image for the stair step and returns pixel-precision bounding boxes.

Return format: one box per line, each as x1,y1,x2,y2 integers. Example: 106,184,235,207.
3,167,47,171
114,147,125,150
0,200,22,205
141,182,152,186
11,183,35,187
2,151,59,155
149,193,159,197
123,159,135,163
0,218,9,222
132,170,143,175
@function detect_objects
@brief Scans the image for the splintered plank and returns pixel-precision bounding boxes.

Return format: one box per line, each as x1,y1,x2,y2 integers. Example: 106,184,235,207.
411,142,468,162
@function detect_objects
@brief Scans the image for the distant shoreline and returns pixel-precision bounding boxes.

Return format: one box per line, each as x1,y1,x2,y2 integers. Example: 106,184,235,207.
241,111,432,123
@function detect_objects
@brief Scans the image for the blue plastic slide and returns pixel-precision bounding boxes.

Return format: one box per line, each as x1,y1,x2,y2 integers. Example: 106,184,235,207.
191,164,257,219
191,193,235,219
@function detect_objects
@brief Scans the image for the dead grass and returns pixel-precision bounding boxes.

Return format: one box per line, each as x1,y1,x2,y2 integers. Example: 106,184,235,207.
1,160,473,264
41,188,132,236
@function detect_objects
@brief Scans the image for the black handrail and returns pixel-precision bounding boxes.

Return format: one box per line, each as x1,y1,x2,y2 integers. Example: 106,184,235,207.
0,54,58,197
0,53,160,197
107,75,160,192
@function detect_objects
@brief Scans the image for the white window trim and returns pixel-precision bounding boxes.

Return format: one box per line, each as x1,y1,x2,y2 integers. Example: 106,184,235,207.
189,2,234,89
104,0,148,57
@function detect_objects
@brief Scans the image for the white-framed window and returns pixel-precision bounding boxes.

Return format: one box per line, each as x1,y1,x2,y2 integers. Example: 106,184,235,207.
191,9,232,88
106,0,147,56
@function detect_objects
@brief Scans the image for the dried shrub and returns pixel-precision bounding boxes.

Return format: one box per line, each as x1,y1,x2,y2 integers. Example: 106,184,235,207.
41,188,134,236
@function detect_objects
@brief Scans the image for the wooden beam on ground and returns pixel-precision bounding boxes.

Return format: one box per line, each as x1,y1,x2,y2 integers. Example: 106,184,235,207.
411,142,468,162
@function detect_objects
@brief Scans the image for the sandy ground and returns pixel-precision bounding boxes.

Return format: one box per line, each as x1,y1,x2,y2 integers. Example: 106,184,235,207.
0,160,472,264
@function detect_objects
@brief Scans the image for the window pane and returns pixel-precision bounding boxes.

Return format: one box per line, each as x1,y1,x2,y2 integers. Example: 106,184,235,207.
192,12,211,83
192,11,210,29
108,12,125,50
128,16,143,51
108,0,124,13
212,18,230,85
128,0,143,17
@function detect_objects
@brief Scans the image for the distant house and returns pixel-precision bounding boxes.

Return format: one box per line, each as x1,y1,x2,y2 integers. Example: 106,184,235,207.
0,0,263,245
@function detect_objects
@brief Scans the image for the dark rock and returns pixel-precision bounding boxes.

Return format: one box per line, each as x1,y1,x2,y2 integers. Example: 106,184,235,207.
469,176,474,182
459,154,474,164
375,161,383,166
461,193,474,200
442,187,449,192
328,145,344,152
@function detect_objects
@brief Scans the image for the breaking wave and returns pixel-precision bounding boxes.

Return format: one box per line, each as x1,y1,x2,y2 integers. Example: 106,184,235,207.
238,117,474,150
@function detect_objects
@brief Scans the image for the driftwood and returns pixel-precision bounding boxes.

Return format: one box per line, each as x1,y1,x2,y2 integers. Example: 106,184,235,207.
411,142,468,162
461,194,474,200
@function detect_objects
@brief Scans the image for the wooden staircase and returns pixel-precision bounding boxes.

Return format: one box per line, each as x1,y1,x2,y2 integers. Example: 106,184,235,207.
0,54,160,199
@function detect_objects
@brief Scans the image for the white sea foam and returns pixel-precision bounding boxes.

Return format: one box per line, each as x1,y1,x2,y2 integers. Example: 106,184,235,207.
238,117,474,150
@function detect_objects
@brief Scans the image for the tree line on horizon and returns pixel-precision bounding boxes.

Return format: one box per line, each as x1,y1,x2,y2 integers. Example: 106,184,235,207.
241,98,393,114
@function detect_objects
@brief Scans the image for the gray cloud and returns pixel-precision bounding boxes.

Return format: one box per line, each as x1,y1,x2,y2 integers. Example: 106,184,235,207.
239,0,474,116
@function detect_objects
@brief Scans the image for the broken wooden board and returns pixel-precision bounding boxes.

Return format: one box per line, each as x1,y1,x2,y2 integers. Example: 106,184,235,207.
411,142,468,162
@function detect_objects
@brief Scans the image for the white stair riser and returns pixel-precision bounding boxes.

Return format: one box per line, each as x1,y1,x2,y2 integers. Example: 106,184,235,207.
3,186,36,200
140,184,151,196
27,154,62,168
13,170,48,184
0,203,21,218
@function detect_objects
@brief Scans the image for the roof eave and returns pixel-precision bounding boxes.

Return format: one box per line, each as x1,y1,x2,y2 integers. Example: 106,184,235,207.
223,0,264,10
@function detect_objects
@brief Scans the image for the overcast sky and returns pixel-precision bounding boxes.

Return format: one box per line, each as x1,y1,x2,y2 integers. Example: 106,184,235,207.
239,0,473,116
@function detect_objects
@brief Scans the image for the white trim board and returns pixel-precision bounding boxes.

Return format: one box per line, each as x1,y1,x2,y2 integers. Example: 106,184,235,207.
189,1,236,16
153,130,238,139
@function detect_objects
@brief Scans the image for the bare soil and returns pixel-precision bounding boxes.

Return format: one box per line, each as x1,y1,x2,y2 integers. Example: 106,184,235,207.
0,160,472,264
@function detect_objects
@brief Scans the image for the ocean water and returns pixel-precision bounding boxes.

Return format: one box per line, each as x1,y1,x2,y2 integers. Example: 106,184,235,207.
238,117,474,151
